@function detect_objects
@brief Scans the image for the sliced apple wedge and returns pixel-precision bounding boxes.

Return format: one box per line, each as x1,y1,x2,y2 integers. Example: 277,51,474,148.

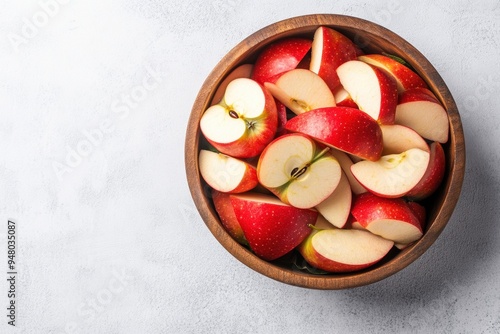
200,78,278,158
395,88,449,143
264,68,335,115
333,86,358,108
315,171,352,228
309,26,358,91
380,124,429,155
351,193,423,245
251,38,312,85
351,148,430,198
257,133,341,209
211,189,247,245
231,192,318,261
329,149,366,194
337,60,398,124
211,64,253,105
358,54,428,93
405,142,446,200
285,107,383,161
298,226,394,273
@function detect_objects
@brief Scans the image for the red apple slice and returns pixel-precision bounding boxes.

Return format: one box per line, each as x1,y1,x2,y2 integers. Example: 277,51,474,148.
358,54,428,93
211,189,247,245
405,142,446,200
264,68,335,115
257,133,341,209
200,78,278,158
251,38,312,85
395,88,449,143
298,226,394,273
333,86,358,108
309,26,358,91
199,149,258,193
285,107,383,161
230,192,318,261
380,124,429,155
315,171,352,228
337,60,398,124
329,149,366,194
211,64,253,105
352,193,423,245
351,148,430,198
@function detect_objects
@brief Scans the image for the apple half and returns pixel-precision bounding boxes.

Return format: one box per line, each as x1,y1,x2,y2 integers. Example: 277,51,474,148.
200,78,278,158
257,133,341,209
230,192,318,261
264,68,335,115
337,60,398,124
285,107,383,161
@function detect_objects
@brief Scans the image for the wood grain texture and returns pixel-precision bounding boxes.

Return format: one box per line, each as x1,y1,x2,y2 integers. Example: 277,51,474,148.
184,14,465,290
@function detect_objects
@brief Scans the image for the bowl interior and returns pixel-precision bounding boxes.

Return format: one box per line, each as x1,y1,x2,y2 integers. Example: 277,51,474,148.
185,14,465,289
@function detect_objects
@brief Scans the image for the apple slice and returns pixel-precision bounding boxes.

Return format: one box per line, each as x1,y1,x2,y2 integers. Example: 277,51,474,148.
395,87,449,143
211,64,253,105
351,193,423,245
264,69,335,115
230,192,318,261
298,226,394,273
380,124,429,155
329,149,366,194
211,189,247,245
257,133,341,209
333,86,358,108
200,78,278,158
251,38,312,85
358,54,428,93
309,26,358,91
285,107,383,161
337,60,398,124
351,148,430,198
199,149,258,193
405,142,446,200
315,171,352,228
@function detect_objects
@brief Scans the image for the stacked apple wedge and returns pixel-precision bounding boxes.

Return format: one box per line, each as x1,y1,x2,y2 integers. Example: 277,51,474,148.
197,26,449,273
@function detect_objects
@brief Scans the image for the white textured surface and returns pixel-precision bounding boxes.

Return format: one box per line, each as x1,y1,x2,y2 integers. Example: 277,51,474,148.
1,0,500,333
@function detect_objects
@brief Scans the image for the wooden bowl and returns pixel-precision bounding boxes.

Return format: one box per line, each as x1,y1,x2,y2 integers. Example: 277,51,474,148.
185,14,465,289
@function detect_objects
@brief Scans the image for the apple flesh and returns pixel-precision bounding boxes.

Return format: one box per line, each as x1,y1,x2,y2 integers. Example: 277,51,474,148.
315,171,352,228
309,26,358,91
380,124,429,155
337,60,398,124
358,54,428,93
211,64,253,105
298,226,394,273
211,189,247,245
405,142,446,200
199,149,258,194
395,88,449,143
329,149,366,194
251,38,312,85
257,133,341,209
351,193,423,245
351,148,430,198
200,78,278,158
333,86,358,108
230,192,318,261
265,69,335,115
285,107,383,161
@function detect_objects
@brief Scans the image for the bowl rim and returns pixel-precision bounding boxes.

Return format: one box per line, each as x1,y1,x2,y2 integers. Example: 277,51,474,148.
185,14,466,289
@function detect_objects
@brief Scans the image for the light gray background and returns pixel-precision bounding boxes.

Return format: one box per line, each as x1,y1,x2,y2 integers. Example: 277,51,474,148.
1,0,499,333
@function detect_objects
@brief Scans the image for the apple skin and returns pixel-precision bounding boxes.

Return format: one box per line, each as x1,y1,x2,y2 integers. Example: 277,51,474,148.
285,107,383,161
211,189,248,245
298,227,394,273
200,79,278,159
310,26,358,91
230,192,318,261
251,38,312,85
358,54,428,93
407,201,426,229
351,193,423,244
405,142,446,200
